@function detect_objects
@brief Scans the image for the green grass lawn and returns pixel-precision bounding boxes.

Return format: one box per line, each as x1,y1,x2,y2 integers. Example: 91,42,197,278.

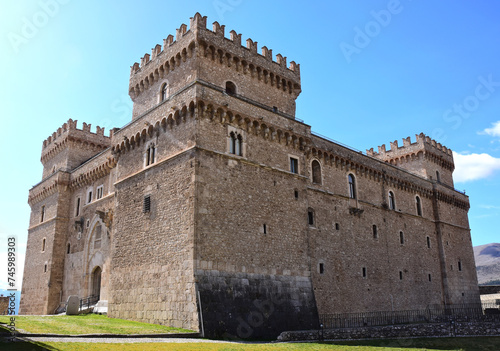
0,314,194,335
1,337,500,351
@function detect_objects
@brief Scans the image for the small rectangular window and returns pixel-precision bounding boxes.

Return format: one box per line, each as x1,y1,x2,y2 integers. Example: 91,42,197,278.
263,224,267,234
335,223,339,230
400,231,404,245
399,271,403,280
294,190,299,199
143,195,151,213
88,191,93,204
372,225,378,239
428,274,432,282
290,157,299,174
426,236,431,248
362,267,367,278
308,210,314,226
75,198,81,217
458,261,462,271
319,263,324,274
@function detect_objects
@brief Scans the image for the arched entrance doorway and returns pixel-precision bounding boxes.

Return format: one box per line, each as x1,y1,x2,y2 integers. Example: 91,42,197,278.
91,266,102,300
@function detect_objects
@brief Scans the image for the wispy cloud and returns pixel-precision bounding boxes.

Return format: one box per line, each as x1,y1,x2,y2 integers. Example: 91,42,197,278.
453,151,500,183
479,121,500,137
478,204,500,210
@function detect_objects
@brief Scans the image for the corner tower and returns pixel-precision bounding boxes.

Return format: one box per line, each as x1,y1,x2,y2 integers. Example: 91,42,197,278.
367,133,455,187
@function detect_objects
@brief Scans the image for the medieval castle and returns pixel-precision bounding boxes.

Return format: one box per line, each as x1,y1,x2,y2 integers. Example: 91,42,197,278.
20,13,480,338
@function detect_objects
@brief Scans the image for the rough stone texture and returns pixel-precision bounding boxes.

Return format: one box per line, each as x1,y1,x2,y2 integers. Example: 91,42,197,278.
197,270,318,339
20,12,479,339
278,320,500,341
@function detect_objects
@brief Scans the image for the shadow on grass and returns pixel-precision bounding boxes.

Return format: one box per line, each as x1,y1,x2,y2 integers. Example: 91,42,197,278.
1,338,59,351
327,336,500,351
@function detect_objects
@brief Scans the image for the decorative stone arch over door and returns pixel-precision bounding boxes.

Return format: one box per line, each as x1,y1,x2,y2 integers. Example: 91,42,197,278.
84,215,108,300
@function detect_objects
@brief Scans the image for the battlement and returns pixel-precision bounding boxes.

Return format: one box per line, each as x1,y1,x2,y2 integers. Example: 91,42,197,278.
40,119,112,172
129,12,300,78
42,119,112,150
366,133,453,158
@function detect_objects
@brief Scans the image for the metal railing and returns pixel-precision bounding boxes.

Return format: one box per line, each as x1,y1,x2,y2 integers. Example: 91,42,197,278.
79,295,99,311
319,303,500,329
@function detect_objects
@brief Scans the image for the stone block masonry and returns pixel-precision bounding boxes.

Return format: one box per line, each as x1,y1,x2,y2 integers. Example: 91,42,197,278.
20,12,479,339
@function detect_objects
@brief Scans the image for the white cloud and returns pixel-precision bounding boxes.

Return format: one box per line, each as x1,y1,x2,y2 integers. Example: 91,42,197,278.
480,121,500,137
453,152,500,183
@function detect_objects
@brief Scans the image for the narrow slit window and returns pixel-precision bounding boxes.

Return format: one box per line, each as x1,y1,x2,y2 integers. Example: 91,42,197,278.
75,198,81,217
428,274,432,282
319,263,324,275
399,271,403,280
308,209,315,226
67,243,71,254
458,260,462,271
427,236,431,248
335,223,339,230
263,224,267,234
40,205,45,223
294,190,299,199
42,238,46,252
88,190,93,204
400,231,404,245
362,267,367,278
44,264,47,273
372,225,378,239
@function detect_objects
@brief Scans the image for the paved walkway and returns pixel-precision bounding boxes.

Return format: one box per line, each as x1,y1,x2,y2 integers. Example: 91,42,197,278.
17,336,243,343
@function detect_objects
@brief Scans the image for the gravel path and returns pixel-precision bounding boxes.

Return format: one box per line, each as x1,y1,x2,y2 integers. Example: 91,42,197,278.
15,336,262,344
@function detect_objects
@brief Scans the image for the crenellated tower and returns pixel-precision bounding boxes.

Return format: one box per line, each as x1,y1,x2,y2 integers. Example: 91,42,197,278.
41,119,112,179
367,133,455,187
128,12,301,119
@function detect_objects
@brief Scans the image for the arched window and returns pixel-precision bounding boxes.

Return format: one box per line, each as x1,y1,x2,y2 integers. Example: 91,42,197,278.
225,81,236,96
348,174,356,199
146,143,156,166
312,160,322,184
94,224,102,250
416,196,422,216
229,132,242,156
160,83,168,102
388,191,396,210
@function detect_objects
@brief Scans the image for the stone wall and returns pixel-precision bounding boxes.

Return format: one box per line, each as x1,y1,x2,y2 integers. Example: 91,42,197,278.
109,150,198,330
278,320,500,341
196,270,318,339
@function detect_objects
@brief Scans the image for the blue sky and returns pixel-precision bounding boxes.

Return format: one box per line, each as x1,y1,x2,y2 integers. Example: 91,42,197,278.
1,0,500,293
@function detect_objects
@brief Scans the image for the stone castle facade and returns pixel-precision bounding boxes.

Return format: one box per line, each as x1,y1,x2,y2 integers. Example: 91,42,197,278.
20,13,480,338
